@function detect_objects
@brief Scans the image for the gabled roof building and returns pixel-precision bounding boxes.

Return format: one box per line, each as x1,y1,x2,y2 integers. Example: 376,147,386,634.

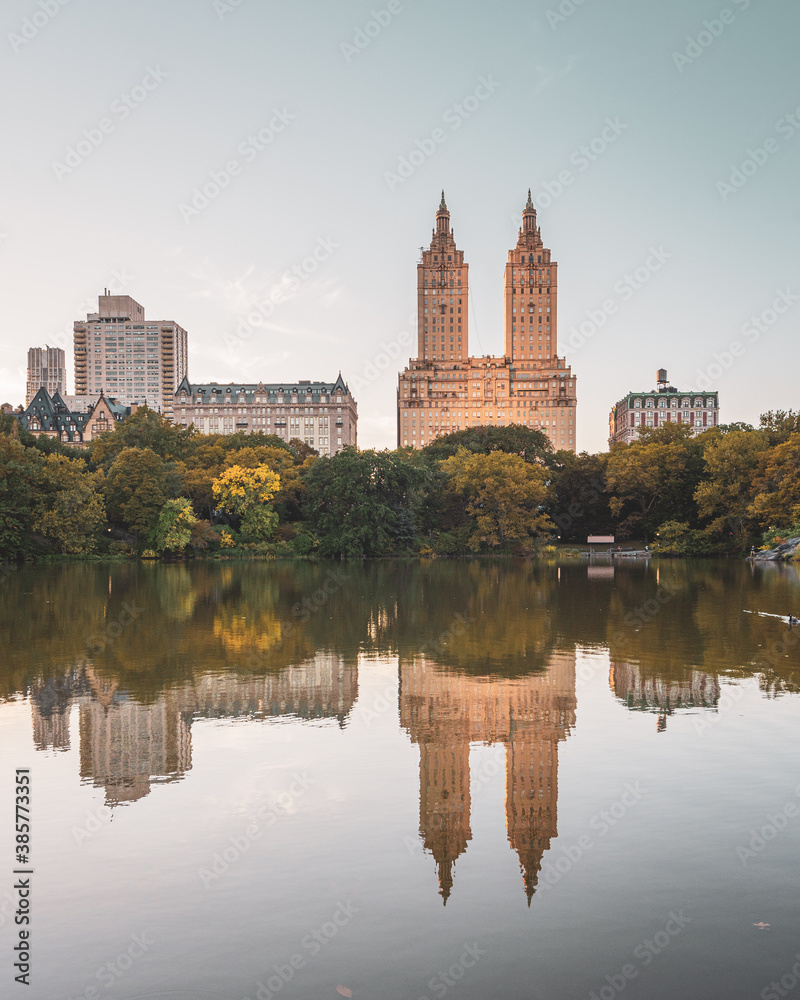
18,388,133,447
175,374,357,455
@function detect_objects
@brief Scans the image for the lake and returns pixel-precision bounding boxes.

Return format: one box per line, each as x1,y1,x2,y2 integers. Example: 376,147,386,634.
1,558,799,1000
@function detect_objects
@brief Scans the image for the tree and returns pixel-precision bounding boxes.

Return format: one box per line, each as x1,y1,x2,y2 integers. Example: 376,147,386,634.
105,447,168,537
694,429,769,548
0,436,43,560
303,448,428,558
748,433,800,530
422,424,552,464
33,454,106,554
606,425,704,539
90,406,195,466
546,451,612,541
441,447,552,551
150,498,198,555
759,410,800,447
212,464,281,542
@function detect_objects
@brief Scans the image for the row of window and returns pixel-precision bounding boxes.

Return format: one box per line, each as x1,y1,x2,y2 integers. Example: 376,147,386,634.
632,397,715,409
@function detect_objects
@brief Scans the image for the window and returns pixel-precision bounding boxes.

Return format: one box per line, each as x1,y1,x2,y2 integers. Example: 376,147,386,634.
633,399,641,408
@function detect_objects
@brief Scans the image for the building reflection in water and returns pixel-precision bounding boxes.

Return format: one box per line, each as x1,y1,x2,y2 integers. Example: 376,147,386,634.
30,654,358,806
400,651,577,905
609,661,720,732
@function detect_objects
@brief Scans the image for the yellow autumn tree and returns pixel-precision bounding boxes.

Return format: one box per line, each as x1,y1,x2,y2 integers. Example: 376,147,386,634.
212,464,281,542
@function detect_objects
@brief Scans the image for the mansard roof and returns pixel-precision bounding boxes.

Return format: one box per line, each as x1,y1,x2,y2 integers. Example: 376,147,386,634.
176,376,353,403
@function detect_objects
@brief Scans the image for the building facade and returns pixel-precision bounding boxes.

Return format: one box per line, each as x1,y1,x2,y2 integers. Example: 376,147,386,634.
609,372,720,446
175,374,357,455
397,193,578,452
73,291,188,419
19,388,132,446
26,346,66,405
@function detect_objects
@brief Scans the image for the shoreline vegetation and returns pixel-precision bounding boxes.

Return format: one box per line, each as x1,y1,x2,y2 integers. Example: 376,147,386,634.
1,407,800,565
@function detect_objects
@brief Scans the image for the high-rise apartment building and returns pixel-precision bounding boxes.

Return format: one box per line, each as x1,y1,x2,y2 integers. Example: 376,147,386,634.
397,193,578,452
73,291,188,419
26,346,65,405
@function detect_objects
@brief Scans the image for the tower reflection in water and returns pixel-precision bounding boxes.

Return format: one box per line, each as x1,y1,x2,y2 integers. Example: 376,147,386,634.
30,655,358,805
400,650,577,904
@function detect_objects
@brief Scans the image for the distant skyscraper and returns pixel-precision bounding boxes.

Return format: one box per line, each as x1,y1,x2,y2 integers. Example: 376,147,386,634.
397,192,578,452
26,346,65,405
73,291,188,419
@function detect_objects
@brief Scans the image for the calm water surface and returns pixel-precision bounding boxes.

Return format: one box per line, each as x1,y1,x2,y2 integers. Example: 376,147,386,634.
1,559,799,1000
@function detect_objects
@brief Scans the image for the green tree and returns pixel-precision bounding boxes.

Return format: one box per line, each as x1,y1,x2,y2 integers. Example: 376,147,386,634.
91,406,196,467
33,454,106,554
606,424,704,539
422,424,552,464
441,447,552,551
150,498,198,554
105,447,168,537
0,436,43,560
303,448,428,558
547,451,612,541
694,429,769,548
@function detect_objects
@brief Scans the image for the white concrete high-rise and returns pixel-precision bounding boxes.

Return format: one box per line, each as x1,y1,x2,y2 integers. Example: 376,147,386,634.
73,292,188,419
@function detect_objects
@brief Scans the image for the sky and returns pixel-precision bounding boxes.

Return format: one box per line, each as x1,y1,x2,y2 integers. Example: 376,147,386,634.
1,0,798,453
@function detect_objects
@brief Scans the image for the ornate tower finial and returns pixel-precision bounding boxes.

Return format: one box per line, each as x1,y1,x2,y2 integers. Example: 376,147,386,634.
439,190,447,212
525,188,534,210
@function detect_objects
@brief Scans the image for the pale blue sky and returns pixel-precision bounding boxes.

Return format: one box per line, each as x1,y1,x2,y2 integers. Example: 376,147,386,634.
1,0,797,451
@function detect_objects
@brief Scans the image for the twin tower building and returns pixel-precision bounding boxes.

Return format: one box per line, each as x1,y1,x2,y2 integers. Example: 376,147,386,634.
397,192,578,453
